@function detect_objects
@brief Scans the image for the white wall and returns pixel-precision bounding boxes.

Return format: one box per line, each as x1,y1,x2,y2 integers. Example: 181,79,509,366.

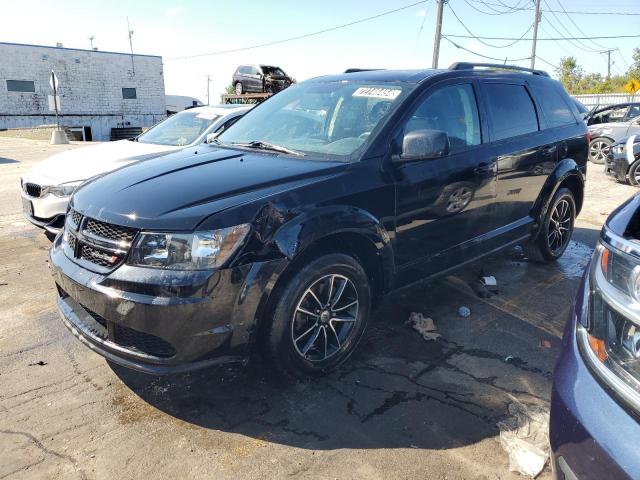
0,42,166,140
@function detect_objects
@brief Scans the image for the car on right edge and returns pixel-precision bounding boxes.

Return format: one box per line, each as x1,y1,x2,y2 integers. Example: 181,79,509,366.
550,193,640,480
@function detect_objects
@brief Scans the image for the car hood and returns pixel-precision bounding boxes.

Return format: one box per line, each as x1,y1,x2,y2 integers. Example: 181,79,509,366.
71,147,348,230
23,140,180,186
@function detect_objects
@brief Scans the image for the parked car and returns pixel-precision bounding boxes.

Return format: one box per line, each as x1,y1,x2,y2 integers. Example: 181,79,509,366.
50,63,588,377
587,103,640,163
20,105,251,234
232,64,295,95
605,134,640,185
550,193,640,480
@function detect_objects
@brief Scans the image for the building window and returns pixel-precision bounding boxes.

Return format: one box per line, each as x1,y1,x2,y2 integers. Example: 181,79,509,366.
122,87,137,99
7,80,35,92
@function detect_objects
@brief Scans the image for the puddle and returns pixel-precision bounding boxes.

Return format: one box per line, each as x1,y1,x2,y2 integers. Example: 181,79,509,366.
556,241,593,279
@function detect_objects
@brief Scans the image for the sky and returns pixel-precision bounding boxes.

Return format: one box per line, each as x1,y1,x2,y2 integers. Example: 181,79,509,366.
1,0,639,103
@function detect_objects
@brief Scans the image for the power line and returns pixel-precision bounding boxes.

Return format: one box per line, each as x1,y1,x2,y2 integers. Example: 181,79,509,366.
462,0,521,16
535,55,558,70
448,2,533,48
540,0,601,53
443,33,640,41
168,0,430,60
553,0,611,51
465,0,640,15
441,35,531,62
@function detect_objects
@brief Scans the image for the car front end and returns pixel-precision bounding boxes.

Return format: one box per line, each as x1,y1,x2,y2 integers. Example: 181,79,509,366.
605,135,640,184
20,178,82,233
550,193,640,479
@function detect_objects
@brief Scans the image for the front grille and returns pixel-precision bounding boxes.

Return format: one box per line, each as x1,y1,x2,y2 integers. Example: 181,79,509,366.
25,183,42,198
85,218,137,243
63,211,139,271
81,304,175,358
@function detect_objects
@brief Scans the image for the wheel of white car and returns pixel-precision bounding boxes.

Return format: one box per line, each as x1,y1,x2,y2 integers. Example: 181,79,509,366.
235,82,243,95
588,138,612,164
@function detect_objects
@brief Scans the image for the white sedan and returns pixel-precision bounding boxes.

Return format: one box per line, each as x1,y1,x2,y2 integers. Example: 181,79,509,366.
20,104,251,234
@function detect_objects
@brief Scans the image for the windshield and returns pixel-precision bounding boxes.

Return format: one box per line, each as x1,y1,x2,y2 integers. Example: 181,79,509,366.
217,81,410,160
138,111,220,146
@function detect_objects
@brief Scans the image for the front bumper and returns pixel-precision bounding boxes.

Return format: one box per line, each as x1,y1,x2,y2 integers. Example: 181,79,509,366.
549,270,640,480
604,151,630,183
21,190,70,233
49,234,286,374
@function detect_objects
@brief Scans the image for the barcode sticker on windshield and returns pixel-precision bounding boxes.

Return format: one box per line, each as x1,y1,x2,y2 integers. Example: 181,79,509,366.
353,87,401,100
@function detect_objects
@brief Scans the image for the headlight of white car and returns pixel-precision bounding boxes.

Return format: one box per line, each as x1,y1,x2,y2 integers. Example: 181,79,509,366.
45,181,83,197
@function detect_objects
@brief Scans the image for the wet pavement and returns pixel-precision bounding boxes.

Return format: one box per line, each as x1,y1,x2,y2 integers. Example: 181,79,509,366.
0,137,637,479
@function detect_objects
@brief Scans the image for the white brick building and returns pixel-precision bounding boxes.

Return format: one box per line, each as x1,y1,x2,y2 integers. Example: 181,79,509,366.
0,42,166,141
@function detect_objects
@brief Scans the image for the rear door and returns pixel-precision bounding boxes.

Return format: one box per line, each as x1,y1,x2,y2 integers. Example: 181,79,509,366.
480,80,547,231
393,79,497,273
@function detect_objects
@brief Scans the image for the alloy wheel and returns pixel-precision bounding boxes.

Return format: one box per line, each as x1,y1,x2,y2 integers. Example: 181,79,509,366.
291,274,359,362
589,141,609,163
548,199,572,253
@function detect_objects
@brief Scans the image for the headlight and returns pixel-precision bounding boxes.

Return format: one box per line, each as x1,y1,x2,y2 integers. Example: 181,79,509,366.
45,181,83,197
128,224,250,270
578,240,640,411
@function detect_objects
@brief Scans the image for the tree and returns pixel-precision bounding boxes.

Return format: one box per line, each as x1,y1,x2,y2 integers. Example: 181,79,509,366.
225,84,235,94
628,47,640,80
555,56,584,94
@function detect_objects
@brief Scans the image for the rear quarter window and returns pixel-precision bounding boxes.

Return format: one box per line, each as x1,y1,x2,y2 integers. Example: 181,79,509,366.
484,83,539,141
529,83,576,128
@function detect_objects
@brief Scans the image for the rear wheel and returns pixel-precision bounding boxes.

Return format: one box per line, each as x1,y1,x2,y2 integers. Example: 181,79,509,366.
526,187,576,263
589,138,612,164
234,82,243,95
264,253,371,378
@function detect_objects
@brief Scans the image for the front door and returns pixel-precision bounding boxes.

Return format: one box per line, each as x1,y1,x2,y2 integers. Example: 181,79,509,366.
393,80,497,278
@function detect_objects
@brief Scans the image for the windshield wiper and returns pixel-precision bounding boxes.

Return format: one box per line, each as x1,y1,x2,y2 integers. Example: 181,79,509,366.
230,141,304,156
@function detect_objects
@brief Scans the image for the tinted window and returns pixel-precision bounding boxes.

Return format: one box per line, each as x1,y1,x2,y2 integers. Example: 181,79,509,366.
530,83,575,128
122,87,137,99
485,84,539,141
404,83,481,154
7,80,35,92
591,106,628,124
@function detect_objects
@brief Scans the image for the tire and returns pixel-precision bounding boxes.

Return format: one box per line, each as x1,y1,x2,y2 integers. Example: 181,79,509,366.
628,159,640,187
588,138,612,164
234,82,243,95
526,187,576,263
264,253,371,378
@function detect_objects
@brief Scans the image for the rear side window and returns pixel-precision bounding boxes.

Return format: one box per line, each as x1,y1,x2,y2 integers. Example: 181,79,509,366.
484,83,539,141
530,83,576,128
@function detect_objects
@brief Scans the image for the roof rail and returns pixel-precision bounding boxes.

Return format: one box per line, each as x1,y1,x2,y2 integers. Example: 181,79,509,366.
449,62,550,77
343,68,384,73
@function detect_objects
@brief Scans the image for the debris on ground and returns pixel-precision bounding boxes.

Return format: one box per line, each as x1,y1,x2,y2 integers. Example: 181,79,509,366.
472,275,499,298
406,312,441,341
28,360,48,366
497,402,550,478
458,306,471,318
0,282,7,286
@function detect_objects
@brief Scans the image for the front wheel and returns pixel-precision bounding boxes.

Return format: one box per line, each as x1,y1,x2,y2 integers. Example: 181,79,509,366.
234,82,243,95
628,159,640,187
589,138,612,164
526,187,576,263
264,253,371,378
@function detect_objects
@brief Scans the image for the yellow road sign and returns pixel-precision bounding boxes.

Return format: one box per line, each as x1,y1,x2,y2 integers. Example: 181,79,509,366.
624,78,640,95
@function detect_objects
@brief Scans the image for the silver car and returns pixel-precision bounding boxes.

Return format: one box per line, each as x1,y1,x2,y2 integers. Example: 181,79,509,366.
588,103,640,163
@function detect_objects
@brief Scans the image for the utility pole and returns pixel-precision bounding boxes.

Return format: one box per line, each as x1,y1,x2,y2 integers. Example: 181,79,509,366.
88,36,95,50
432,0,446,69
530,0,542,69
127,17,135,75
206,74,211,105
603,49,614,79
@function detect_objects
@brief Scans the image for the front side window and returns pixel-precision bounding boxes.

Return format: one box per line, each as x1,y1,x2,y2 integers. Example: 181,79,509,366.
217,81,411,160
592,106,628,124
402,83,481,154
138,111,220,146
628,105,640,120
484,83,539,141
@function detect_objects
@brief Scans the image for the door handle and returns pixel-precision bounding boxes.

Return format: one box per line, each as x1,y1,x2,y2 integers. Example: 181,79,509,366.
474,162,495,175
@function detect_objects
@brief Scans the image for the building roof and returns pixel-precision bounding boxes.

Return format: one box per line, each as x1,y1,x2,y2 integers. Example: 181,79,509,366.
0,41,161,59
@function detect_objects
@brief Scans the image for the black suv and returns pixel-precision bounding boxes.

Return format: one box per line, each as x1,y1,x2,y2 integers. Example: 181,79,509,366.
232,64,294,95
51,63,588,377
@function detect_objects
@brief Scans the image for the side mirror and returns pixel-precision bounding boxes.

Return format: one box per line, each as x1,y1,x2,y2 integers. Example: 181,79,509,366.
394,129,449,162
205,132,219,144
